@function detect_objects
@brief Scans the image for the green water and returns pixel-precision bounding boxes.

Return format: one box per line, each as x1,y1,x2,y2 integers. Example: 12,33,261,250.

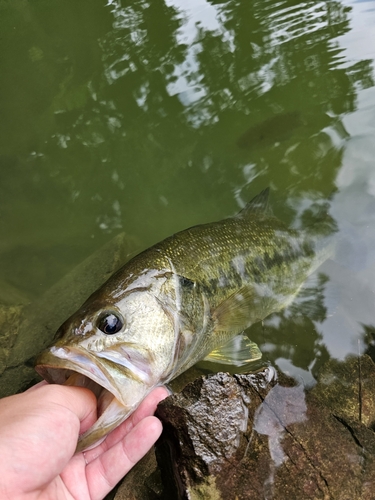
1,0,375,384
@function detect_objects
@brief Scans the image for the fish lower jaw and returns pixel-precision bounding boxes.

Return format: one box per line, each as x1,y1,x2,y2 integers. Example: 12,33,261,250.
35,355,133,451
76,395,132,452
37,367,133,452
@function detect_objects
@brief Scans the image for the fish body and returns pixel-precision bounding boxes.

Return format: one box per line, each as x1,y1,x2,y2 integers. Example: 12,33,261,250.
35,189,331,451
237,111,303,149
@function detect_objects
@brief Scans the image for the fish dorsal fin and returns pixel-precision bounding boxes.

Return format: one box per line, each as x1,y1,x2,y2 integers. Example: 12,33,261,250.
213,285,258,333
238,188,271,218
204,334,262,366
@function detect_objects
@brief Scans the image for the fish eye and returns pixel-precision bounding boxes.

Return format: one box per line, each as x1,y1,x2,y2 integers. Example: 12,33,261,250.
97,312,123,335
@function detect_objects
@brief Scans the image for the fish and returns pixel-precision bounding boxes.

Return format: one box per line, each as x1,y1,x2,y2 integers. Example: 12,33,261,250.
236,111,303,149
35,189,332,452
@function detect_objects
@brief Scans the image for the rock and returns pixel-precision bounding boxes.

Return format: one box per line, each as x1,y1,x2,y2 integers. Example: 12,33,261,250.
0,303,24,371
0,364,38,400
312,355,375,427
155,357,375,499
0,232,137,397
0,281,30,379
0,279,30,306
113,449,162,500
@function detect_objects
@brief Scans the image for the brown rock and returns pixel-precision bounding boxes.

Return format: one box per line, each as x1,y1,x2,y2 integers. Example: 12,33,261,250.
113,449,162,500
312,354,375,427
155,358,375,499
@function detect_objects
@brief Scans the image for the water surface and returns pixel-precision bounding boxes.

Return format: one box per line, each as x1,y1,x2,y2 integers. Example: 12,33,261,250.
1,0,375,397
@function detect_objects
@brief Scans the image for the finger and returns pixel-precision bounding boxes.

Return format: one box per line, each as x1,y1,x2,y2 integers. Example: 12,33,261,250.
131,386,170,424
86,415,163,500
34,384,98,434
83,386,168,462
31,382,98,433
107,386,169,445
56,385,98,434
25,380,48,393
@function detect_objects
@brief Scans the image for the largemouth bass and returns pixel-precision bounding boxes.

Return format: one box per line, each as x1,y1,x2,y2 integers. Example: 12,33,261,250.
236,111,303,149
35,189,332,451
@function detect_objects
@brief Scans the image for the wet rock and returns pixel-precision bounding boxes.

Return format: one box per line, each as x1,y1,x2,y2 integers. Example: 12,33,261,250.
0,304,24,361
155,357,375,500
113,449,163,500
0,279,30,306
312,354,375,427
0,232,137,397
0,280,30,374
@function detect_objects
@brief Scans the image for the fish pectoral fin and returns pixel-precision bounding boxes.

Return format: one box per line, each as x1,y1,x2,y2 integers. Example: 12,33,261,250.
204,334,262,366
213,285,257,332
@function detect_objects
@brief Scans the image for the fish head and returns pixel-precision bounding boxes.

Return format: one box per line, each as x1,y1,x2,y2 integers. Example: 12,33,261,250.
35,268,180,451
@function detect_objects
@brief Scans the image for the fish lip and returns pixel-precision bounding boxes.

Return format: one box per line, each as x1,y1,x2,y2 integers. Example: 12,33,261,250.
35,346,125,407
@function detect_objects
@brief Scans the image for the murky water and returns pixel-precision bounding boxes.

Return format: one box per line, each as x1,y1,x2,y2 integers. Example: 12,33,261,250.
1,0,375,394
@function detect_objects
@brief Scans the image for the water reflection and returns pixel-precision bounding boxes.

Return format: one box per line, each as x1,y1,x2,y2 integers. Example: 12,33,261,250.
1,0,372,239
253,383,307,496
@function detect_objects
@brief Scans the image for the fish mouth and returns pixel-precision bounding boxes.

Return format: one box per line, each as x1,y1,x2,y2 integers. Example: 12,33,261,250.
35,347,135,452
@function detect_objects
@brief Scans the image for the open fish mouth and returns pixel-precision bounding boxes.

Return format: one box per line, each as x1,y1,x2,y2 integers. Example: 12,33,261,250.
35,348,133,452
54,369,116,418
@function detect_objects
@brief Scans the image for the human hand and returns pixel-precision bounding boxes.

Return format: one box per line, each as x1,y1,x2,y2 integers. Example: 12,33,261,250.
0,381,168,500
